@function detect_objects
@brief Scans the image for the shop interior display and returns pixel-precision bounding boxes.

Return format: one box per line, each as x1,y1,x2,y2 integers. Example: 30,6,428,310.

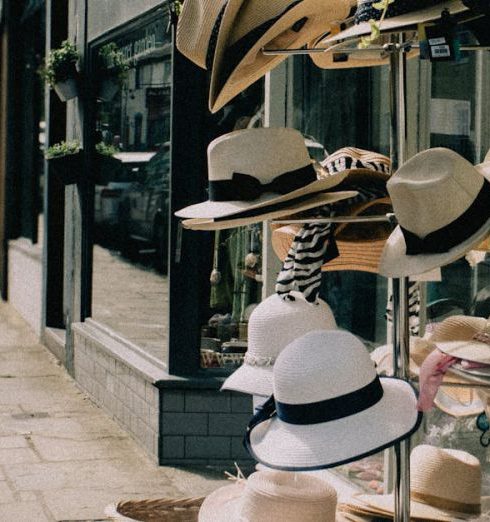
175,0,490,520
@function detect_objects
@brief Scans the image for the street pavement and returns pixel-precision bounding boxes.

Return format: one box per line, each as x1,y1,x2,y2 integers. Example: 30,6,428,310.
0,301,228,521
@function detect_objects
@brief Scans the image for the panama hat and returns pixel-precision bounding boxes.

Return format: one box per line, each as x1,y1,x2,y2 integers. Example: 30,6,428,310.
198,470,350,522
322,0,471,46
308,30,419,69
345,444,482,521
371,338,484,417
209,0,355,113
379,148,490,278
175,128,358,221
222,292,336,397
245,329,422,471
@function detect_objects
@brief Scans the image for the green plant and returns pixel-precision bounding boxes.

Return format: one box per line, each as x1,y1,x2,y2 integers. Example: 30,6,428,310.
45,140,80,159
359,0,393,48
95,141,119,157
39,40,80,87
99,43,130,84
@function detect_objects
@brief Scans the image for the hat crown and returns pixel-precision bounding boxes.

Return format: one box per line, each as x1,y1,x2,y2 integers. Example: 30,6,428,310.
207,128,312,183
246,293,336,362
273,330,376,404
388,148,484,237
410,445,481,506
241,471,337,522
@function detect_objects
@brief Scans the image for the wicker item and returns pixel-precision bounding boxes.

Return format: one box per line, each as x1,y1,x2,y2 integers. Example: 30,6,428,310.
105,496,205,522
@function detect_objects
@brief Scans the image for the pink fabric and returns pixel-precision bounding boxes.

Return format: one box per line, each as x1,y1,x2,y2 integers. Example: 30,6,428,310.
417,349,459,411
460,359,490,369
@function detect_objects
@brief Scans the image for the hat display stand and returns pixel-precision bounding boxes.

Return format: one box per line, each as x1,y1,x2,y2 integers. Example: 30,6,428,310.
262,14,490,521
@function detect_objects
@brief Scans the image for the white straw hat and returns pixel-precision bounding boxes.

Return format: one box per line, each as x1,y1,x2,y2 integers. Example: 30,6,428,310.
222,292,337,397
379,148,490,278
245,329,422,470
209,0,354,112
175,128,357,221
199,470,343,522
351,444,482,520
322,0,471,46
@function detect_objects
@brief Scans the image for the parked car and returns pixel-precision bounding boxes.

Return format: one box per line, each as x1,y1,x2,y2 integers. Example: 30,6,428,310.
117,144,170,273
94,151,156,238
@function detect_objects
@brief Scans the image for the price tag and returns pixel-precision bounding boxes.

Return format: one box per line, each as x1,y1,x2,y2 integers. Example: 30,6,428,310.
419,9,461,62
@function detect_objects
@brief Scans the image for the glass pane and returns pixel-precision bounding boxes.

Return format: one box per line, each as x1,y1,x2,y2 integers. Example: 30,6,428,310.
91,15,171,362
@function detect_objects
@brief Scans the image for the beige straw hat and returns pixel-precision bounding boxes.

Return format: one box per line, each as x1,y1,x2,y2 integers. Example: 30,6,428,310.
379,148,490,278
308,30,419,69
271,197,393,274
199,470,344,522
371,337,484,417
209,0,354,112
349,444,482,521
221,292,337,397
322,0,471,46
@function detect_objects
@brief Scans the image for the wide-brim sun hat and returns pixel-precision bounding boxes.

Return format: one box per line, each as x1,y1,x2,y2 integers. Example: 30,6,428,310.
271,197,393,274
209,0,355,113
175,127,357,221
199,470,344,522
180,190,357,231
321,0,471,46
371,338,484,417
221,292,337,397
379,148,490,278
350,444,482,521
245,329,422,471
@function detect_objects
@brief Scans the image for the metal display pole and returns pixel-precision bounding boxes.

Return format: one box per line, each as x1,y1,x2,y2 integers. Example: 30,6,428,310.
389,33,411,522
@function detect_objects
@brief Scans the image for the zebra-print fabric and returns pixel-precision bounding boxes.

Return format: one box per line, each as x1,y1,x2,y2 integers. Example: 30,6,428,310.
385,280,421,336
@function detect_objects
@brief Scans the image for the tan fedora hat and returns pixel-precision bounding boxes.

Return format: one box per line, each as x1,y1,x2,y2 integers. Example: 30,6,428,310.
209,0,354,113
346,445,482,521
308,30,419,69
322,0,471,46
199,470,346,522
271,197,393,274
379,148,490,278
371,337,485,417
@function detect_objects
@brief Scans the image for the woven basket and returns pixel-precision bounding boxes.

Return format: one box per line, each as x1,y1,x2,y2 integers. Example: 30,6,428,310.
105,496,205,521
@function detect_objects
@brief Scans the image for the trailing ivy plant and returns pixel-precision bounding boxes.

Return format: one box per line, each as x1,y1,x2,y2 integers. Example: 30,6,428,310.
359,0,393,48
45,140,80,159
39,40,80,87
98,43,130,84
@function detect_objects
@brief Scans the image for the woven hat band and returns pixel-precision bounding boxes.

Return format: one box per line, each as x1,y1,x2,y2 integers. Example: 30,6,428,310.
411,491,481,515
276,376,383,425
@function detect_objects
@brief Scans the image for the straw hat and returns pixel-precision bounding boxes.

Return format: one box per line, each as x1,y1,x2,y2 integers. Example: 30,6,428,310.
349,444,482,521
371,338,484,417
379,148,490,278
209,0,355,112
175,128,357,221
308,30,419,69
245,329,422,470
322,0,471,46
199,470,346,522
271,197,393,274
221,292,336,397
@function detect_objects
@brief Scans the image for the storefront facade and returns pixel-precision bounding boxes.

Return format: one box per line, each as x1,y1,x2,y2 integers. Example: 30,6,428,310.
2,0,490,479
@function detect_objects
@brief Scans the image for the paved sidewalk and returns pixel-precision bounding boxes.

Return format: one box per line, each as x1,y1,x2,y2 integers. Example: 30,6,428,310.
0,302,228,521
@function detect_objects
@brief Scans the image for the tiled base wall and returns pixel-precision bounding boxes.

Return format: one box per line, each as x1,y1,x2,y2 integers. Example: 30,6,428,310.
73,329,160,462
159,389,253,466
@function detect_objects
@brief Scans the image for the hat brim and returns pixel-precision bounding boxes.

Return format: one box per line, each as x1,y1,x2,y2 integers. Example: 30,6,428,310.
436,340,490,365
246,377,422,471
175,166,350,219
198,480,357,522
221,363,273,397
321,0,469,46
379,160,490,277
210,0,352,112
181,191,358,231
351,493,478,521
